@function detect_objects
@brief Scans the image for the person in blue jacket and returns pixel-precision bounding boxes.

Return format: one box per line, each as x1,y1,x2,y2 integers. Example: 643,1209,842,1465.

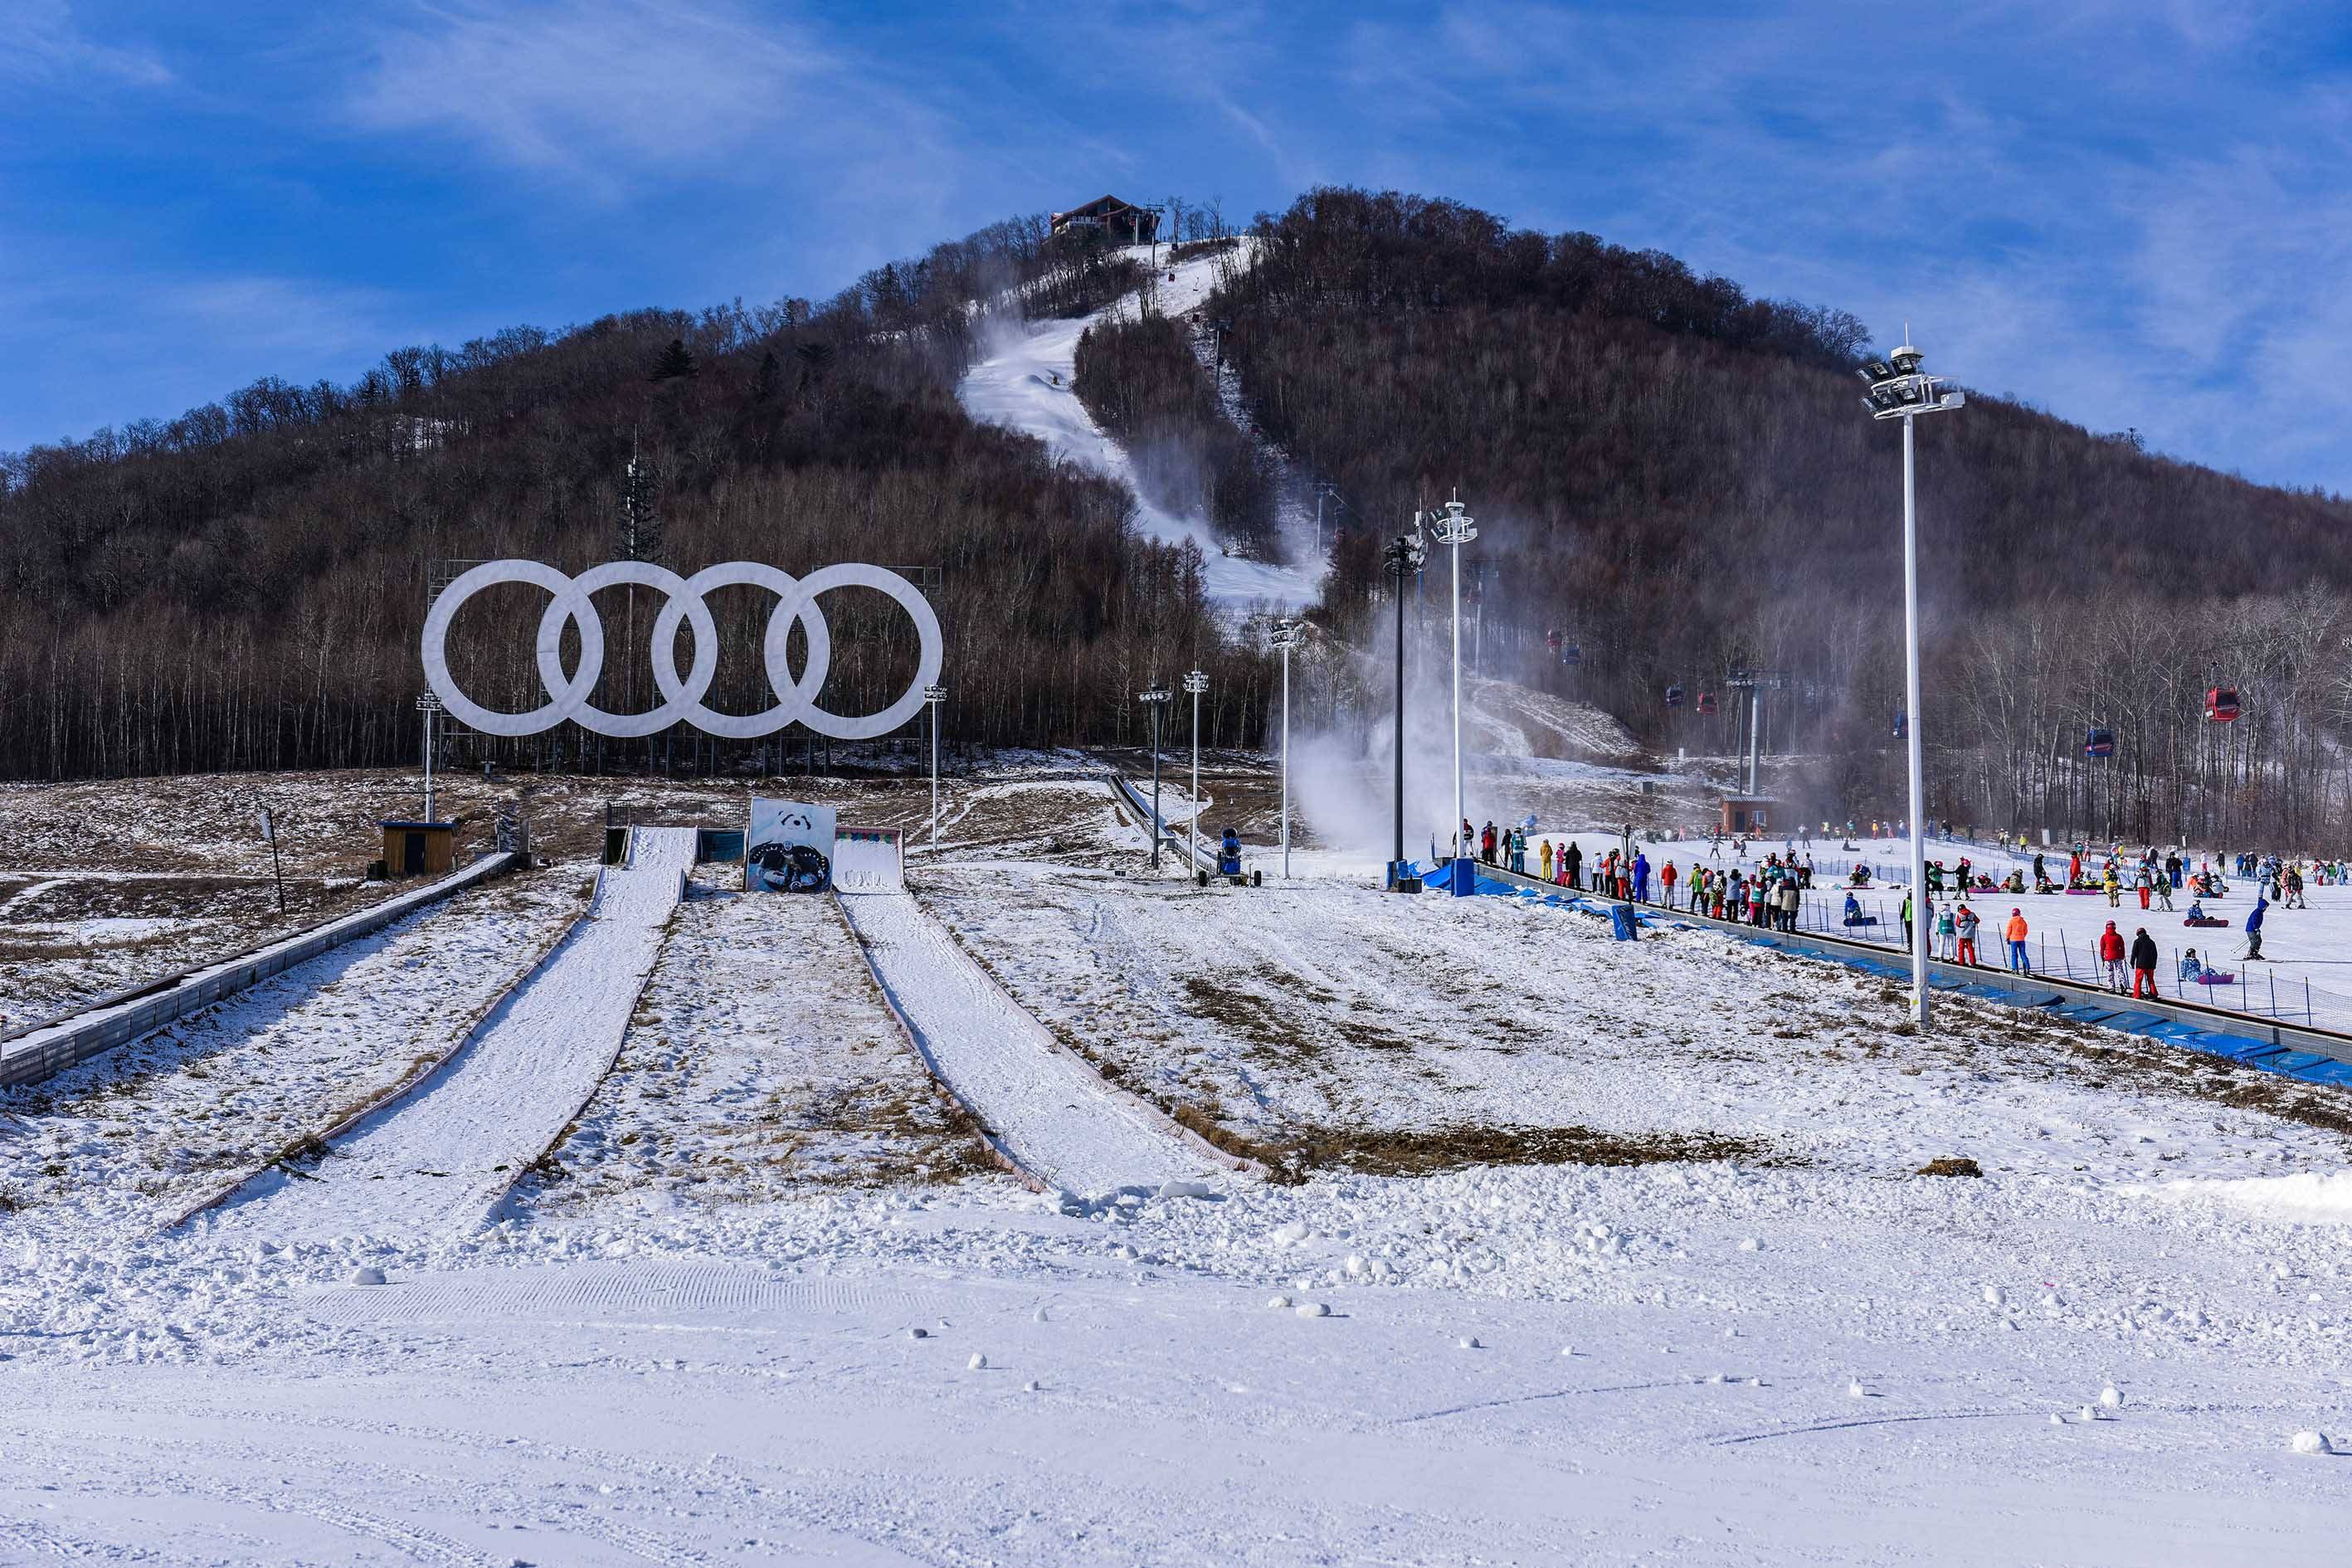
1632,850,1650,903
2244,894,2267,960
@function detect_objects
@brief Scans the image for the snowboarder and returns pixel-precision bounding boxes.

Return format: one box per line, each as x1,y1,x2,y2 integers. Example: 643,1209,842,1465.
2129,927,2158,999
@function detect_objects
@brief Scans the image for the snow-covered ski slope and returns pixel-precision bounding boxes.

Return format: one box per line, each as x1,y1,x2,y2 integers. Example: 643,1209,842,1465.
957,245,1320,612
838,887,1211,1194
217,828,698,1240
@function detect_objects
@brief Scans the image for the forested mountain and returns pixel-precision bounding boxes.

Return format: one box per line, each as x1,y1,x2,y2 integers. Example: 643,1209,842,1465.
7,185,2351,845
1209,189,2352,847
0,219,1259,778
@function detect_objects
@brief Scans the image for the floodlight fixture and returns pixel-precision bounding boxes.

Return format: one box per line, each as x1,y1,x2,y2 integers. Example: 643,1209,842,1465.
1183,670,1209,694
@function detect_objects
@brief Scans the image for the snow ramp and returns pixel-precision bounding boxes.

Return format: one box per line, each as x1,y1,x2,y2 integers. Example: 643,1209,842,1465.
837,889,1214,1195
214,828,698,1241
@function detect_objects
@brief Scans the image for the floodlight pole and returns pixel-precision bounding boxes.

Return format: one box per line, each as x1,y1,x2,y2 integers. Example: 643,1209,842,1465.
416,692,443,822
1432,498,1477,866
1184,670,1209,869
924,684,947,849
1382,535,1424,886
1900,412,1929,1026
1859,331,1962,1030
1272,619,1300,878
1140,683,1172,869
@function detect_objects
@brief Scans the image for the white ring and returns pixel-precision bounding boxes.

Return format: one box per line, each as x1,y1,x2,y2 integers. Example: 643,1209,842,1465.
419,558,943,740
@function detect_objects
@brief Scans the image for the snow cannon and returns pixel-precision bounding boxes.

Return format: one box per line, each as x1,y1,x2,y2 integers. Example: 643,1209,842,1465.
1200,829,1264,889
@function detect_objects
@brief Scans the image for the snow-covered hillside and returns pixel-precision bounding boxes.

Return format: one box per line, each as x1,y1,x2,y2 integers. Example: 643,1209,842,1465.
957,243,1322,612
7,762,2352,1563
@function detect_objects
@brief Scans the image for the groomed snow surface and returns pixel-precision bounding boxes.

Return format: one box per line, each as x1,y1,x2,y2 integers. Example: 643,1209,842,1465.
216,828,699,1241
6,761,2352,1562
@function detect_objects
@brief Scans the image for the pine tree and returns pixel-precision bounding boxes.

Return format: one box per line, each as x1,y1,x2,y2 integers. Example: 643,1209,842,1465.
650,338,697,382
752,349,781,402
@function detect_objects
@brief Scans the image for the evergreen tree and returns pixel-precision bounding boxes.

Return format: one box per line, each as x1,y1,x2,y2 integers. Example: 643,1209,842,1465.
752,348,781,402
650,338,697,382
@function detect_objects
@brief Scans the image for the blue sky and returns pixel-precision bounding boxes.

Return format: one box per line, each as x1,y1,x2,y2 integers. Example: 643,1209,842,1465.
8,0,2352,493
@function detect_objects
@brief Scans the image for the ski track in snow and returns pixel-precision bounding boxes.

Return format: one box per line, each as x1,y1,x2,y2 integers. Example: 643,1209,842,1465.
957,246,1320,613
837,888,1204,1195
217,829,699,1241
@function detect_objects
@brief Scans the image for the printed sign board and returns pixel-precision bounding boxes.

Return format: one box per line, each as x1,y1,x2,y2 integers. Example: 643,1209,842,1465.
747,798,835,892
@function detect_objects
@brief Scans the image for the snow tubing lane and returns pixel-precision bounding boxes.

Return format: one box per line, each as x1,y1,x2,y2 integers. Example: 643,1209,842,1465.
163,871,592,1234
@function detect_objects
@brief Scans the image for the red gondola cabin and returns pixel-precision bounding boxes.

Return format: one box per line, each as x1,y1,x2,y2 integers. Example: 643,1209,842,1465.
2205,686,2240,723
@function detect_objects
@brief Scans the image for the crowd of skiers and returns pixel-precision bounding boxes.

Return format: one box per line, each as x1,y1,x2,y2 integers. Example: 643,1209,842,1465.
1456,814,2329,995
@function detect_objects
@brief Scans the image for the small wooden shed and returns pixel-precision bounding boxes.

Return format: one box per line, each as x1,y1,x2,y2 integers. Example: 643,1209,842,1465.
379,820,456,878
1718,796,1776,835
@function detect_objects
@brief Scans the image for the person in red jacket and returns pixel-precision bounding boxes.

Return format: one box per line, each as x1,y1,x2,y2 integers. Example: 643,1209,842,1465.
1660,859,1678,908
2098,920,2127,991
2129,927,2159,998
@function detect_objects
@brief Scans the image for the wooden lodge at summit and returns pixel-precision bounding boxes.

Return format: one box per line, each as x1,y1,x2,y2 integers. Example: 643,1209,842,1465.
1049,194,1161,246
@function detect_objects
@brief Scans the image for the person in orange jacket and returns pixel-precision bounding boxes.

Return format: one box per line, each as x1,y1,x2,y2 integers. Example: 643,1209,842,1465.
2098,920,2127,990
2004,908,2031,972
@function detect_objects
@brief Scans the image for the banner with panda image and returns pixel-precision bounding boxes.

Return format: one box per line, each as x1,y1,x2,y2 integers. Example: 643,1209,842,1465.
746,798,835,892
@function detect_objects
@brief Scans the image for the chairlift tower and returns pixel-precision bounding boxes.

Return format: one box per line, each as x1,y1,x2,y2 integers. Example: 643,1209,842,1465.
1721,669,1790,796
1858,328,1965,1030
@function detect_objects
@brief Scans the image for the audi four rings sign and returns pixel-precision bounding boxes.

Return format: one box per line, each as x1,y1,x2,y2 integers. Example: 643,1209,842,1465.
418,560,945,740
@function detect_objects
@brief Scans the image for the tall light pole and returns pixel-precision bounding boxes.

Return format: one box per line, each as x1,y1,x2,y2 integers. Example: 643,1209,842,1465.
416,691,443,821
924,684,947,849
1859,330,1964,1029
1183,669,1209,868
1430,496,1477,867
1140,681,1172,869
1382,533,1425,889
1270,617,1303,878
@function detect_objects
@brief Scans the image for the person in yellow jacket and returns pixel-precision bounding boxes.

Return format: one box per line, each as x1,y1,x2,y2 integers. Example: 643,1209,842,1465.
1540,839,1555,883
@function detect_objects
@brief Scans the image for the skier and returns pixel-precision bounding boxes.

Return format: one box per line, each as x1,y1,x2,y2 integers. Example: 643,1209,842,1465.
1540,839,1555,883
1936,902,1958,960
1481,821,1497,866
1660,859,1678,908
2244,893,2268,961
1632,850,1650,903
2135,864,2152,910
1955,903,1981,967
2286,864,2306,909
1900,889,1914,952
2129,927,2158,999
1509,825,1527,875
2004,908,2031,973
1564,840,1583,890
2098,921,2127,991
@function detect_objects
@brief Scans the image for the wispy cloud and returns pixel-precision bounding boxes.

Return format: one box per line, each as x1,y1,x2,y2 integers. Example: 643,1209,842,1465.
7,0,173,89
347,0,839,192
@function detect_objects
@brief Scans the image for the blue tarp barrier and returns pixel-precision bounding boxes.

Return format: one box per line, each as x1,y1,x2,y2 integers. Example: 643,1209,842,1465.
2194,1033,2289,1065
2282,1058,2352,1086
2266,1050,2337,1077
1609,904,1640,942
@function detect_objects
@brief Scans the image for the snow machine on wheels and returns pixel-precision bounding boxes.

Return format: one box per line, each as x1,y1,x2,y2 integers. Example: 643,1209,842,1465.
1195,827,1264,889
